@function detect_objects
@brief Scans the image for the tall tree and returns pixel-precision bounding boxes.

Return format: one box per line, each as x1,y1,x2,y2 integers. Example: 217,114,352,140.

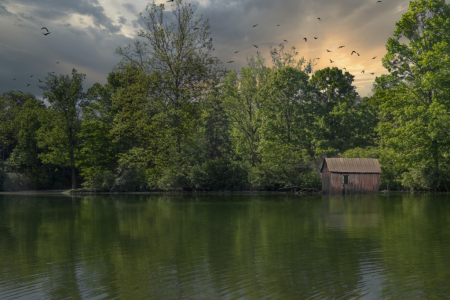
376,0,450,190
77,72,123,190
252,66,318,190
258,66,312,159
222,53,271,167
37,69,86,189
114,0,227,156
308,67,375,156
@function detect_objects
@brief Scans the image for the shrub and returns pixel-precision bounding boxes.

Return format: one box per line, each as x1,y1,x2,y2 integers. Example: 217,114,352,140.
190,158,248,191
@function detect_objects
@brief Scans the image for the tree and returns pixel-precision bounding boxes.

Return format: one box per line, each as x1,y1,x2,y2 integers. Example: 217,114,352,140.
114,0,227,156
376,0,450,190
0,91,38,161
269,44,317,74
186,86,248,191
252,66,319,190
8,97,49,188
110,63,170,179
77,72,122,191
222,52,272,167
259,66,311,149
37,69,86,189
307,67,375,156
0,91,51,190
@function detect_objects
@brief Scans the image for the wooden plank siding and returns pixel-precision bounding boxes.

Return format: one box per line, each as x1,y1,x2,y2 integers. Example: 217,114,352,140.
321,158,381,196
321,163,331,195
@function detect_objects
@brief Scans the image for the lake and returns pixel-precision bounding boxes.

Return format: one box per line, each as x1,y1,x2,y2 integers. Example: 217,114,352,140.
0,193,449,299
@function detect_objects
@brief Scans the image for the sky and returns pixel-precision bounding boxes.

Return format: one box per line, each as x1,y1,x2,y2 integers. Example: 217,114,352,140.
1,0,447,100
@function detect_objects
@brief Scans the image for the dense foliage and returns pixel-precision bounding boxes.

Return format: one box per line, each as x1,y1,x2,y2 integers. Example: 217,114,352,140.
1,0,449,192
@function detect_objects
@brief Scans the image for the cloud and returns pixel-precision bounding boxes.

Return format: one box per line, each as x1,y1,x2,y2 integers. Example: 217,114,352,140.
18,12,35,21
118,16,127,25
0,5,11,15
122,3,137,14
2,0,444,99
131,16,146,29
8,0,123,34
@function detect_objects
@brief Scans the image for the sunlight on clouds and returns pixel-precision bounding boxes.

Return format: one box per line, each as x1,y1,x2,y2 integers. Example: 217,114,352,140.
396,2,409,13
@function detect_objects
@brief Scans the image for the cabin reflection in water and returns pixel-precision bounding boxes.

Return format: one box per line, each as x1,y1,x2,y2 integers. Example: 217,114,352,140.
320,158,381,196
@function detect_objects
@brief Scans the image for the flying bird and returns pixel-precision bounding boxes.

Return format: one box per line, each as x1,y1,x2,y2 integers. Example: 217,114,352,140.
338,46,345,48
372,56,377,59
326,49,331,52
314,37,318,39
38,79,43,82
234,51,239,53
283,39,288,42
361,70,365,74
253,45,258,48
213,48,215,50
30,75,34,77
342,68,347,70
303,38,307,42
167,0,174,2
277,24,280,26
27,84,31,86
351,51,356,55
357,53,360,56
317,18,321,20
227,61,234,63
13,78,15,80
42,32,50,36
252,24,258,28
315,58,320,60
41,27,49,32
56,62,60,64
370,73,375,75
330,59,334,63
377,1,382,2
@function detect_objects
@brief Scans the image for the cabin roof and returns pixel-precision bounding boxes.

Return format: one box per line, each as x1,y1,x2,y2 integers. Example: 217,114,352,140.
320,158,381,173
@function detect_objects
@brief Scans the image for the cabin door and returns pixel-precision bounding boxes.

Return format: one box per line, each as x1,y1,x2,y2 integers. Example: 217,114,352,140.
342,175,349,195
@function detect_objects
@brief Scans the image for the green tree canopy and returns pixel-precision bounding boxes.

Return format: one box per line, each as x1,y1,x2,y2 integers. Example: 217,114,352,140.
375,0,450,190
37,68,86,189
114,0,227,155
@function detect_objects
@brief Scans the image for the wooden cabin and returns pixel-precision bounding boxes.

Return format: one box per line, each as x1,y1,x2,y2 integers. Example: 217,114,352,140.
320,158,381,196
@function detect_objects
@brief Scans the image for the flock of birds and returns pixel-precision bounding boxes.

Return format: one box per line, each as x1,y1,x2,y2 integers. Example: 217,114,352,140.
224,16,380,76
12,27,57,87
17,2,384,88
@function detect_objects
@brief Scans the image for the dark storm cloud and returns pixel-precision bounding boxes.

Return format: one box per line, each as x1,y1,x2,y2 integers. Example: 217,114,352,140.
10,0,122,34
1,8,134,98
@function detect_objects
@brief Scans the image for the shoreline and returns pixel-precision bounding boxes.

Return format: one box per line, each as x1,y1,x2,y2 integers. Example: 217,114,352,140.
0,189,438,195
0,190,303,195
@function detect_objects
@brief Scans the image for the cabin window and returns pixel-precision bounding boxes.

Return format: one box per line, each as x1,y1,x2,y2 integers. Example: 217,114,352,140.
343,175,349,184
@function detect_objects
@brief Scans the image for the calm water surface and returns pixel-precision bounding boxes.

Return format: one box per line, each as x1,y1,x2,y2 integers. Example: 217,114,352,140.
0,193,449,299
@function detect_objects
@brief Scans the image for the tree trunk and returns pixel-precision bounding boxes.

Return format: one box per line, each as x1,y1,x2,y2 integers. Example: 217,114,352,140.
71,164,76,190
68,126,76,189
432,139,439,192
